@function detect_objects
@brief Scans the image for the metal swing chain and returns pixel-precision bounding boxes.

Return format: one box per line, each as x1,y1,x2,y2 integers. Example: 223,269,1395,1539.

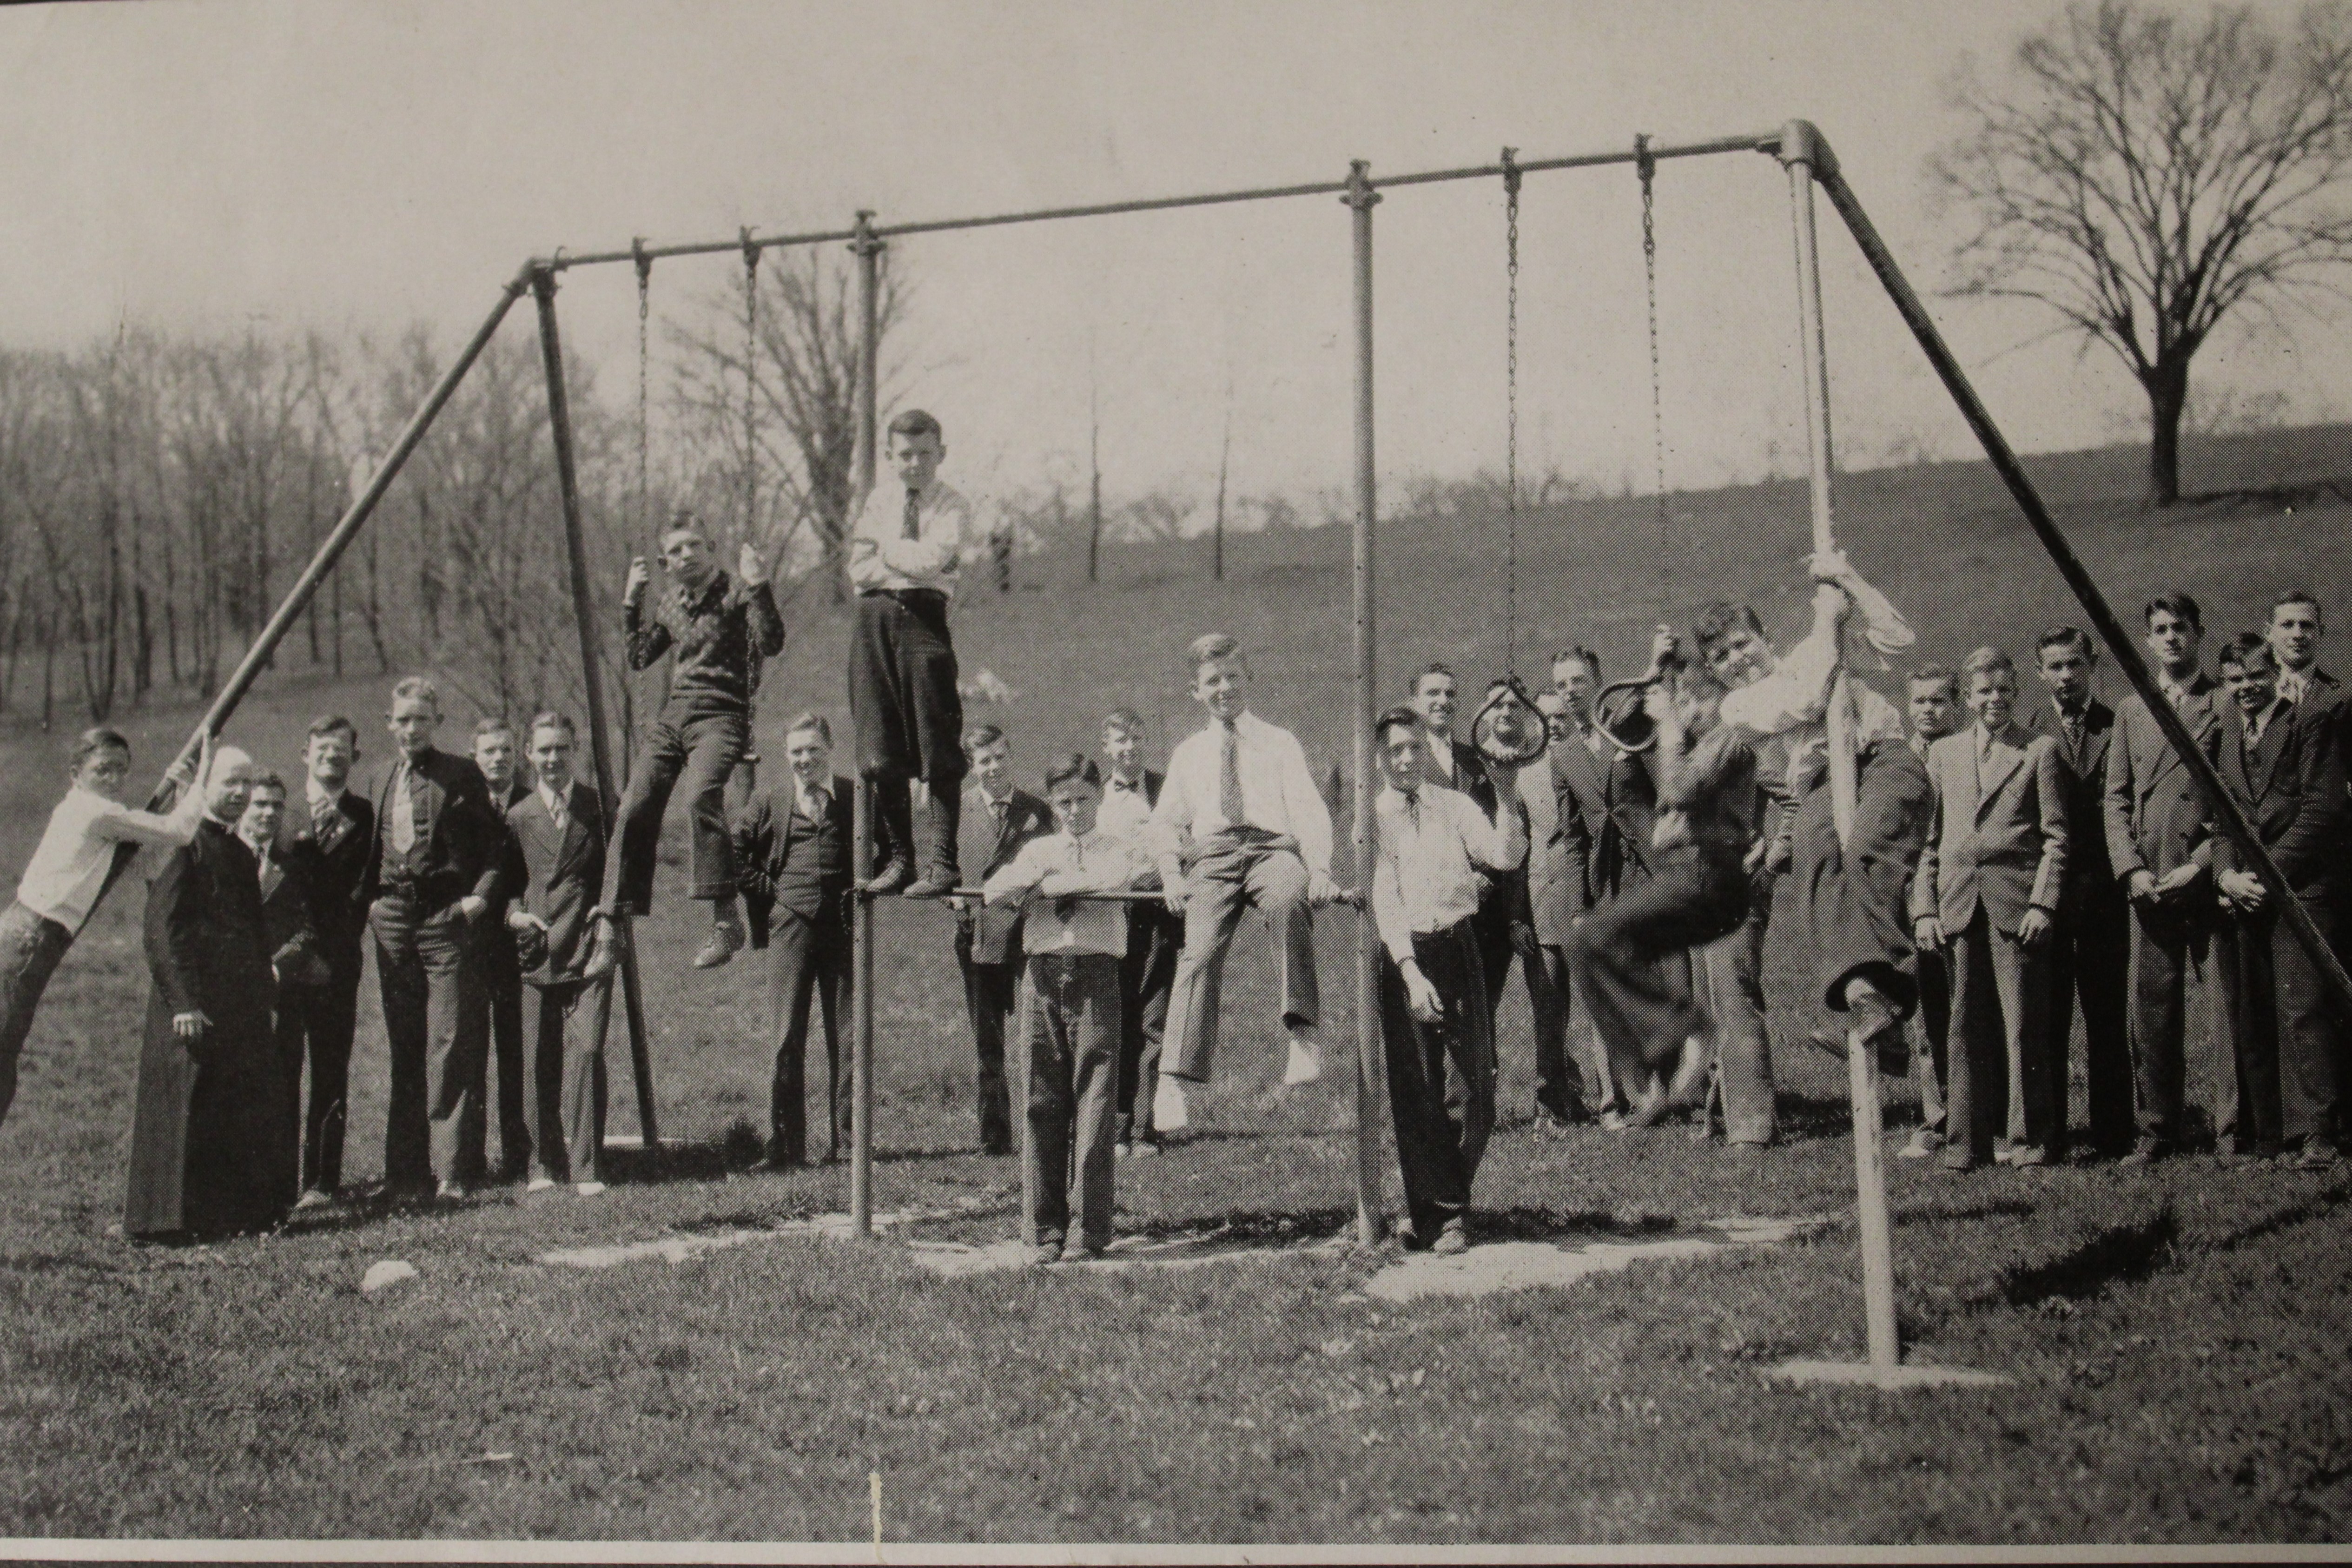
740,229,765,728
1501,146,1521,680
1636,134,1670,612
740,229,761,558
633,240,652,538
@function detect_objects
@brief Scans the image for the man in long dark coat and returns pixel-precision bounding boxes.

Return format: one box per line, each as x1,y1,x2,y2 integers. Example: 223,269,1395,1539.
124,747,291,1241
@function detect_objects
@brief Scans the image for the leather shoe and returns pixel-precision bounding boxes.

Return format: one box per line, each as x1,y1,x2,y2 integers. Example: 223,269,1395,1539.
2293,1139,2340,1171
2116,1138,2167,1168
862,859,912,897
693,919,746,969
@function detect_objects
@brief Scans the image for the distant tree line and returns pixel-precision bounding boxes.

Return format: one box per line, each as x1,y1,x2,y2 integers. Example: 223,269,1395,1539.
0,251,907,735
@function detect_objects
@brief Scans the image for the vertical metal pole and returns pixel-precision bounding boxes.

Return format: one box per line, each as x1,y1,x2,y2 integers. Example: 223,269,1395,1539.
1344,162,1384,1249
533,265,660,1151
850,212,884,1238
1780,120,1896,1371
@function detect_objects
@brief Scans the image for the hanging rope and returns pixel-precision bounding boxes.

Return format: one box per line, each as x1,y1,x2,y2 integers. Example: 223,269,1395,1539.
1636,133,1669,615
1501,146,1521,679
633,239,652,540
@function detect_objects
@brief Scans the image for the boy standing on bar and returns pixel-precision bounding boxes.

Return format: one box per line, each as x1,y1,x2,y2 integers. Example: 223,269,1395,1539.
984,754,1150,1264
847,409,981,899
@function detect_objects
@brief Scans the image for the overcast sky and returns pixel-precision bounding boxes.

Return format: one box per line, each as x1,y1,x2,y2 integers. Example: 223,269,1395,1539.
0,0,2340,513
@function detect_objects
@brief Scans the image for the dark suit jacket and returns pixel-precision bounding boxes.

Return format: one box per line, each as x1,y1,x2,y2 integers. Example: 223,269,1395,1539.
1911,724,2070,936
1551,729,1656,906
503,782,607,985
365,747,505,912
2104,677,2221,885
736,774,856,940
283,789,376,971
253,845,329,992
2032,697,2118,903
958,784,1053,966
2211,701,2347,900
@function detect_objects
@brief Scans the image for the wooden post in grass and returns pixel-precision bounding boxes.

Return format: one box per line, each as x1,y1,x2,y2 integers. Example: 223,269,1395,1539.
850,211,884,1239
1780,120,1899,1371
1344,160,1384,1249
532,264,660,1151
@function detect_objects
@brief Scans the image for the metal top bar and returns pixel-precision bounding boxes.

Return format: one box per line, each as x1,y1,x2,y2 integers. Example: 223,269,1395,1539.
543,128,1778,273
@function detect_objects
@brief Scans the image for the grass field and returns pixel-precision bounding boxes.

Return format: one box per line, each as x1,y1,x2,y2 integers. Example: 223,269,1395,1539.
2,427,2350,1545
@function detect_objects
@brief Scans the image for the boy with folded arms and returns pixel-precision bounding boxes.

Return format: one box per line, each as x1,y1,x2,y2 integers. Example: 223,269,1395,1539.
984,754,1150,1264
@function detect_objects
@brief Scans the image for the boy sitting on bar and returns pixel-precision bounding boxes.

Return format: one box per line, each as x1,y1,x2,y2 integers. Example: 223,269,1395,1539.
984,754,1150,1264
1146,633,1342,1133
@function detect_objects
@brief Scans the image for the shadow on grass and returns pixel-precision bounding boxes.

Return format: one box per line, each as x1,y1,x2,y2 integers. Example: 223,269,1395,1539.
1894,1198,2039,1228
2207,1176,2352,1252
1996,1203,2178,1309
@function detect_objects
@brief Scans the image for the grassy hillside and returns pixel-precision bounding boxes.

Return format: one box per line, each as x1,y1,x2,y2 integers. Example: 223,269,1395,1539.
0,425,2346,1543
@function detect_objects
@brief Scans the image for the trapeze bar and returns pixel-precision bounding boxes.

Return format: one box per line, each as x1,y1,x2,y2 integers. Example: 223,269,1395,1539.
539,128,1778,274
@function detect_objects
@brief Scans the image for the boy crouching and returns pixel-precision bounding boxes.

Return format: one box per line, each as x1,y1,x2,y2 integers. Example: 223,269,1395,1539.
984,754,1150,1264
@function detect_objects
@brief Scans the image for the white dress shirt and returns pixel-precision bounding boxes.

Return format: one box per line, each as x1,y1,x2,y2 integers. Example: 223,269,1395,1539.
1148,710,1334,875
1371,784,1526,965
984,829,1147,955
1096,772,1155,839
845,479,981,598
2275,666,2314,707
16,784,204,932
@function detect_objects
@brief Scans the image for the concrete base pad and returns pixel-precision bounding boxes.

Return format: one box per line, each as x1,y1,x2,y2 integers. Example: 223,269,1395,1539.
1768,1358,2012,1389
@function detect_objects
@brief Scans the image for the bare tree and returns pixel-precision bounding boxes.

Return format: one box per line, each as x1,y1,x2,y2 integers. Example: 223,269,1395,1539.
1930,0,2352,504
669,249,905,601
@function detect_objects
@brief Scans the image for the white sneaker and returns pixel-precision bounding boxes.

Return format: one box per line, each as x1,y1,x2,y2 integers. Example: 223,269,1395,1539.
1283,1030,1324,1087
1153,1076,1191,1131
575,1180,607,1197
526,1176,556,1193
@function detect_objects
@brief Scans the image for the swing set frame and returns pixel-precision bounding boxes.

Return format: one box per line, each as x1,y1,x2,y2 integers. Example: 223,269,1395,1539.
91,118,2352,1376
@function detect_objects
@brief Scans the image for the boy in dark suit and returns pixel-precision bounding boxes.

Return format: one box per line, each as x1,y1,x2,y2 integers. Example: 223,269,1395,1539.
280,716,374,1209
504,712,614,1195
366,677,508,1202
2212,634,2348,1166
735,712,880,1168
2102,593,2221,1164
946,725,1052,1154
1097,709,1180,1156
1899,668,1963,1159
2031,627,2132,1158
1912,648,2070,1169
469,716,533,1184
1547,644,1663,1125
241,770,326,1214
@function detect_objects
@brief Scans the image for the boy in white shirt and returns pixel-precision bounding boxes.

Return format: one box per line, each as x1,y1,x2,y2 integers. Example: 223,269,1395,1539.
0,727,211,1130
1371,707,1527,1254
984,754,1149,1264
1146,634,1342,1132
